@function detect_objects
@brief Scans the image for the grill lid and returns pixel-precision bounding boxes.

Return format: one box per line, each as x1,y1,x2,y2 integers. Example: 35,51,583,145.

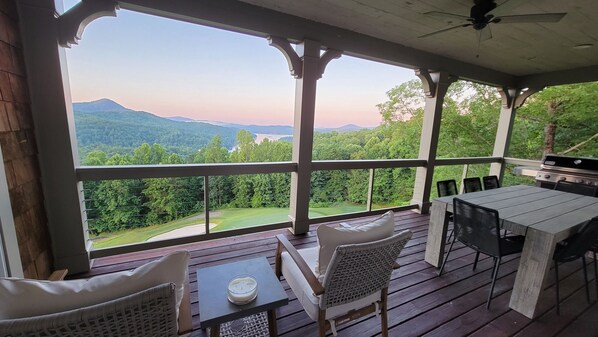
542,155,598,172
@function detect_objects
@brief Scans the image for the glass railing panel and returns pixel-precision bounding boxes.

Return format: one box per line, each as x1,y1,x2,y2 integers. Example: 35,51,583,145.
85,172,292,249
84,177,205,249
207,173,291,233
502,163,537,187
309,169,368,218
371,167,416,210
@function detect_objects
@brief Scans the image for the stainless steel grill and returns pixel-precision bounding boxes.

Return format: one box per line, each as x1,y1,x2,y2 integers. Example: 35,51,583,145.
535,155,598,189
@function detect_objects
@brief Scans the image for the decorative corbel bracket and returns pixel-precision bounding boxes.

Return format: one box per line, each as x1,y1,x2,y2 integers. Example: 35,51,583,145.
498,86,543,109
57,0,119,48
269,36,342,79
514,87,543,109
415,69,458,98
317,49,342,79
268,36,303,79
416,69,436,98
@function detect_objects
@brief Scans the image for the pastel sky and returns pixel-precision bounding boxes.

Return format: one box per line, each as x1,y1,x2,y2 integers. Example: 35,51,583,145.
62,1,416,128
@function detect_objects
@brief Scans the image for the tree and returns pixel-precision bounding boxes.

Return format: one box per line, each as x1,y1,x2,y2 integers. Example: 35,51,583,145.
515,83,598,158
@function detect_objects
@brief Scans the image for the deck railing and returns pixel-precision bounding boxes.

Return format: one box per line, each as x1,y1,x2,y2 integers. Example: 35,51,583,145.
77,156,508,258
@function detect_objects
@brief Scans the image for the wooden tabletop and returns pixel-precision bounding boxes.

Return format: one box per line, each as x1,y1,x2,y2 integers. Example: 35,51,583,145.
196,256,288,328
434,185,598,240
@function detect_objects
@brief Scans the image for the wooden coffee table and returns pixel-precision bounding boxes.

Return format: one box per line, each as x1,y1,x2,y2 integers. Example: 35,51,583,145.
197,257,288,337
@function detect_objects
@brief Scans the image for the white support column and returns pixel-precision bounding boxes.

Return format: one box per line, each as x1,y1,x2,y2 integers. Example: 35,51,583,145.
489,87,540,181
16,0,92,273
411,70,456,214
269,37,341,234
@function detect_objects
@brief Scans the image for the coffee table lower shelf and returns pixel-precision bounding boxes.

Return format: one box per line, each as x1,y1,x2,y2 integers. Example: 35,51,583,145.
197,257,289,337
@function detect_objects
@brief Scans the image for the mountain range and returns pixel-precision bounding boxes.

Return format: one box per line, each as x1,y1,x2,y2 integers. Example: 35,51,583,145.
72,98,370,156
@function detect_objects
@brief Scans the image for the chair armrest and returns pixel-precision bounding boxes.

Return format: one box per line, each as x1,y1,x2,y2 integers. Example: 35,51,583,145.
48,269,68,281
177,277,192,335
275,234,324,296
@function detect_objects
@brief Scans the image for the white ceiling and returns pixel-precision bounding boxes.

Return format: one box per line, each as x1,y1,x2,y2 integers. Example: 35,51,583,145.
239,0,598,77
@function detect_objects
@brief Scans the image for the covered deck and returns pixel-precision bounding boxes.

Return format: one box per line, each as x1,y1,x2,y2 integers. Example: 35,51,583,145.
79,210,598,337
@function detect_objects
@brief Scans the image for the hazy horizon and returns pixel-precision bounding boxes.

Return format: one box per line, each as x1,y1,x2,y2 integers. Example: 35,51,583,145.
62,1,416,128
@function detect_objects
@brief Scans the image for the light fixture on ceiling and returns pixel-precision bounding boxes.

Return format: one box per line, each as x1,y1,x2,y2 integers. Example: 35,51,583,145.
573,44,593,49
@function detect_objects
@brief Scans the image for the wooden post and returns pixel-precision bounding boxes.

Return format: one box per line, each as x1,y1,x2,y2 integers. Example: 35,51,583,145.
489,87,540,181
16,0,99,273
411,70,457,214
269,37,341,234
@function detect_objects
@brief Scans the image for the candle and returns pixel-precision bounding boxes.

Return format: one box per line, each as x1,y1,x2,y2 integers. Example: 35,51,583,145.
227,275,258,305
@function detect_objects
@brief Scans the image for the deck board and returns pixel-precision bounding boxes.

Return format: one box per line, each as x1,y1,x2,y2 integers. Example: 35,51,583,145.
75,210,597,337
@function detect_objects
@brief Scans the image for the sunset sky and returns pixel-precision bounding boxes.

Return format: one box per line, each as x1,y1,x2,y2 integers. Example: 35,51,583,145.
62,1,416,128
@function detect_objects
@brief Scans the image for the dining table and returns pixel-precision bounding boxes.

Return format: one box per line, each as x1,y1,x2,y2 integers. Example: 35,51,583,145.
424,185,598,319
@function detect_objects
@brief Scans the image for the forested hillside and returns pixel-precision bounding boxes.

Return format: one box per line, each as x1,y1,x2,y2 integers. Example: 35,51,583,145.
73,99,239,156
81,82,598,235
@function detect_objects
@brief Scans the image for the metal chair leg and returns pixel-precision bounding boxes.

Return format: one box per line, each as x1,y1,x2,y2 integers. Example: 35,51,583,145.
473,251,481,271
439,236,457,276
555,261,560,315
487,257,501,309
582,256,590,303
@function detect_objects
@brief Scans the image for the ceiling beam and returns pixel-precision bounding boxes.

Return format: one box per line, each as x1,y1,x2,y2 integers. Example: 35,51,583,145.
517,65,598,88
118,0,517,87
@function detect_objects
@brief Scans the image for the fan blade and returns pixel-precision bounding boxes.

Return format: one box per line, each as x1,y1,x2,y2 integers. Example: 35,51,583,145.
489,0,527,17
494,13,566,24
480,26,493,41
423,11,471,22
418,24,471,38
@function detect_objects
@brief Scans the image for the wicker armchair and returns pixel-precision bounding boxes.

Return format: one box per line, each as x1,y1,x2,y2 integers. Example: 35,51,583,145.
275,230,412,337
0,283,179,337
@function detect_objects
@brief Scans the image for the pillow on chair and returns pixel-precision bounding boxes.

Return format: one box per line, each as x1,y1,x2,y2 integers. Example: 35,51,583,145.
315,211,395,278
0,250,189,320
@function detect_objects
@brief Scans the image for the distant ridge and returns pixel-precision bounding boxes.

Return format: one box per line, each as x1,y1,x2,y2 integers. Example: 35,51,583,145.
167,116,195,122
73,98,130,112
165,117,371,134
72,99,239,156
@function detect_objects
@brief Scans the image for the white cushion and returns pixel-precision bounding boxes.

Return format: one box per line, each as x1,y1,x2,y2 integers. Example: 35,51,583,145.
0,250,189,320
281,247,380,321
315,211,394,277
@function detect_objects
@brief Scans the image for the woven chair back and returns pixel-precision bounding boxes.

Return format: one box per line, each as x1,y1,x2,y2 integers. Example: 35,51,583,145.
554,217,598,263
319,230,412,309
463,177,483,193
0,283,178,337
554,180,598,197
453,198,501,257
437,179,458,197
482,175,500,190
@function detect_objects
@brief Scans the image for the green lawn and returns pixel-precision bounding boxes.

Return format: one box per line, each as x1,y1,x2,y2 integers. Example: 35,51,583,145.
91,203,370,249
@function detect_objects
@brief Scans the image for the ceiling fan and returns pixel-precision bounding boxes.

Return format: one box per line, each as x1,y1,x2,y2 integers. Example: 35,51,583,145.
419,0,566,55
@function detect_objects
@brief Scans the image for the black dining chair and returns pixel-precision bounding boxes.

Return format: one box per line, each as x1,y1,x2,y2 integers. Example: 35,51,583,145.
439,198,525,309
554,180,598,197
463,177,483,193
483,175,500,190
590,241,598,302
437,179,458,197
437,179,458,243
553,217,598,315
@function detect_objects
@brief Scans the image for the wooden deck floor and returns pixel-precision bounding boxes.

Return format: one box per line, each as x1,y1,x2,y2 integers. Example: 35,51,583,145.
80,210,598,337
